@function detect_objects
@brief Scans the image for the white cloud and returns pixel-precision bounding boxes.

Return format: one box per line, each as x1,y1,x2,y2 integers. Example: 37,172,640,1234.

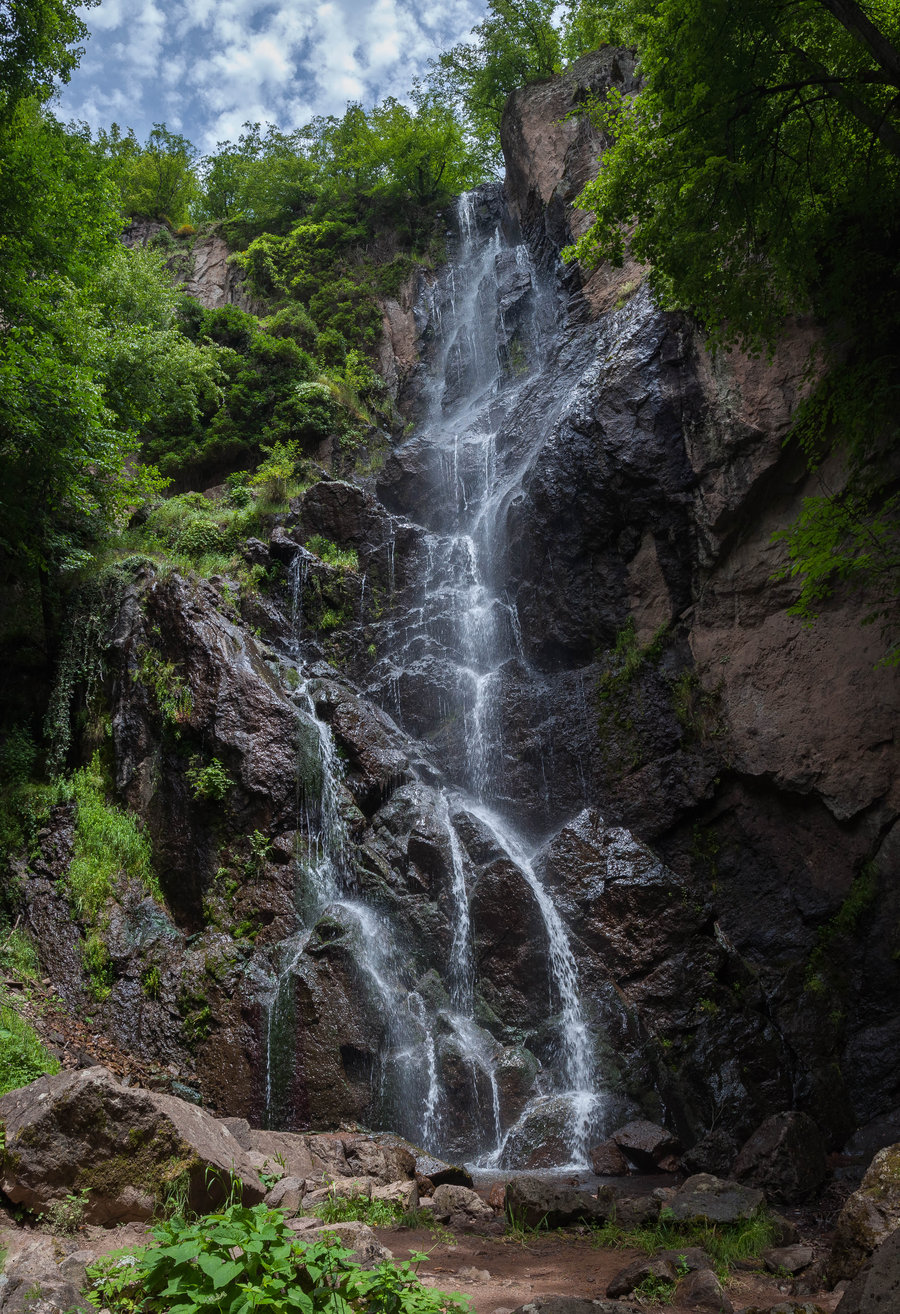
61,0,488,147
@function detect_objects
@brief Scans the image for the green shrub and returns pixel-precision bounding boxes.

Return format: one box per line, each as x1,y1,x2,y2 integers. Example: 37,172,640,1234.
0,1003,60,1096
590,1206,777,1280
85,1201,471,1314
306,535,358,572
185,757,233,803
311,1190,401,1228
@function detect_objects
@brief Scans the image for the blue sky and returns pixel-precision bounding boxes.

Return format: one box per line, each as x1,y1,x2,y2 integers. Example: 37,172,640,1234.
56,0,486,151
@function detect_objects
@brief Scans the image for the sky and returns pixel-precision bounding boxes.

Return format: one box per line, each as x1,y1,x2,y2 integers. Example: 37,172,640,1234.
56,0,487,151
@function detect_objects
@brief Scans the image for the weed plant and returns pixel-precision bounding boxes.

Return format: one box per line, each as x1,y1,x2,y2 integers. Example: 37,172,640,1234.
311,1192,401,1229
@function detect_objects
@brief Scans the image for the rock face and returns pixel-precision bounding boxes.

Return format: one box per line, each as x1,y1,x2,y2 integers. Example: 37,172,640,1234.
835,1226,900,1313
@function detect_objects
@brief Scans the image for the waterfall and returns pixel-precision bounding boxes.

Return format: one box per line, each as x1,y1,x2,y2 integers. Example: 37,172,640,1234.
266,186,605,1166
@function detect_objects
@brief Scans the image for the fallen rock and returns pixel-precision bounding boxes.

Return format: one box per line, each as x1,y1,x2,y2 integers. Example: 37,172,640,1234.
590,1141,631,1176
607,1255,678,1298
0,1240,91,1314
506,1176,611,1229
763,1246,815,1275
432,1183,501,1232
658,1248,713,1272
667,1174,764,1226
607,1192,660,1228
264,1175,304,1213
306,1221,393,1267
0,1067,264,1223
611,1120,682,1172
677,1267,733,1311
835,1225,900,1312
488,1182,507,1211
733,1112,827,1205
248,1128,316,1181
372,1179,418,1210
827,1142,900,1283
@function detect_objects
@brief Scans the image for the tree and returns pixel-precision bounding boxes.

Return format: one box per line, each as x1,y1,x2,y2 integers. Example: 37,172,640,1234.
434,0,563,162
196,123,317,230
565,0,900,658
0,0,97,121
97,122,199,224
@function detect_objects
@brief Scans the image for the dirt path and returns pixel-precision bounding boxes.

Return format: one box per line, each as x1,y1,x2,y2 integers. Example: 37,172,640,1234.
375,1226,843,1313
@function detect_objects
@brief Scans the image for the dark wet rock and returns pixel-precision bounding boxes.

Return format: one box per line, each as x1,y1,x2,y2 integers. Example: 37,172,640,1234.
611,1119,682,1172
607,1256,677,1299
682,1130,741,1178
835,1226,900,1313
676,1268,733,1311
667,1174,764,1226
0,1067,264,1222
505,1175,611,1229
733,1112,827,1204
827,1143,900,1284
590,1140,631,1176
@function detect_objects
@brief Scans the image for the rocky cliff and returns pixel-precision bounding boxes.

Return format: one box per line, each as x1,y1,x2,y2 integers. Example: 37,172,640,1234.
15,49,899,1178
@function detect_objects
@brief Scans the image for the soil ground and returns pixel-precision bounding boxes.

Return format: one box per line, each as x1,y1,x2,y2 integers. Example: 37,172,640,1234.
374,1224,843,1313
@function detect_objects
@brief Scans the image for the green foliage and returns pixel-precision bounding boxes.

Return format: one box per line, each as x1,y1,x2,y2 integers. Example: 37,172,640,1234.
42,1187,90,1234
86,1202,472,1314
0,0,97,123
597,618,668,700
185,758,233,804
97,123,200,225
0,925,40,980
0,1002,60,1096
306,536,359,573
196,122,317,230
134,650,193,727
62,751,158,919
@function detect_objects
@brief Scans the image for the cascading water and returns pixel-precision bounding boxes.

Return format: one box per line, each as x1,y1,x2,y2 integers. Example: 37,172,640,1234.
265,185,609,1166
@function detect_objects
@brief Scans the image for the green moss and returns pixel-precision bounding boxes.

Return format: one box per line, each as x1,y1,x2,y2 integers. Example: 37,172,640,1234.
805,862,878,994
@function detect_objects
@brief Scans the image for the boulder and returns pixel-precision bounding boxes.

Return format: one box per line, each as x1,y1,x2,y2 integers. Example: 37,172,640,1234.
0,1068,265,1223
763,1246,815,1274
607,1256,678,1298
306,1221,393,1268
667,1174,764,1226
264,1176,305,1213
733,1112,827,1204
590,1141,631,1176
248,1129,316,1181
431,1183,501,1232
372,1179,419,1210
505,1176,611,1229
676,1268,733,1312
827,1143,900,1283
607,1193,660,1228
835,1226,900,1312
611,1120,682,1172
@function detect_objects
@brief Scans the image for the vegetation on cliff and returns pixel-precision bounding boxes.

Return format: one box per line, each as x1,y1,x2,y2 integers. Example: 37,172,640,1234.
564,0,900,659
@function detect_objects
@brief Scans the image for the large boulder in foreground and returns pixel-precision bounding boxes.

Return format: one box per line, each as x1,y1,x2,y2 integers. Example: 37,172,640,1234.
0,1068,265,1223
827,1143,900,1284
836,1226,900,1313
732,1111,827,1204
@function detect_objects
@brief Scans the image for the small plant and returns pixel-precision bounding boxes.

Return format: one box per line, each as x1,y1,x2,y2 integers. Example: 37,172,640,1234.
590,1207,776,1281
41,1188,90,1234
245,830,272,876
632,1271,677,1303
185,756,233,803
82,932,113,1001
141,964,162,999
135,650,192,726
312,1189,400,1228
